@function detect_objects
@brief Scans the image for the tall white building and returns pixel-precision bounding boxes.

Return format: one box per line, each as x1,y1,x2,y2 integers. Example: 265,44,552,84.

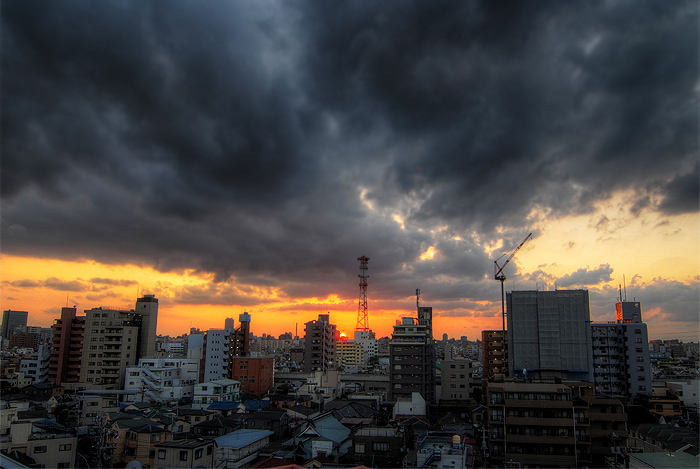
591,301,652,398
203,328,234,382
124,357,199,403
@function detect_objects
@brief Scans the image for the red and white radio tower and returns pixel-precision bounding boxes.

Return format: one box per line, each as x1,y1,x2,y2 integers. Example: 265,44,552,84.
356,256,370,331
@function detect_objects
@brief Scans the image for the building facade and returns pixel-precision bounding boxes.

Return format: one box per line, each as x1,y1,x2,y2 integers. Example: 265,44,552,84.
389,306,436,404
230,356,274,396
304,313,337,372
482,329,507,381
1,310,28,340
124,357,199,403
591,301,652,398
80,295,159,387
507,290,594,381
48,307,85,385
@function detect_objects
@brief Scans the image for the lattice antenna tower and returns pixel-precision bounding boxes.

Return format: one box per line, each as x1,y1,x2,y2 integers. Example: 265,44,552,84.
356,256,370,331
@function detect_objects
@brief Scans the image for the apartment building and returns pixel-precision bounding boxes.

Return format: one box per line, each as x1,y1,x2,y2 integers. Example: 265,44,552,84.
482,329,507,381
48,307,85,385
591,301,652,397
389,306,436,404
486,381,592,467
80,295,159,387
304,313,337,372
124,357,199,404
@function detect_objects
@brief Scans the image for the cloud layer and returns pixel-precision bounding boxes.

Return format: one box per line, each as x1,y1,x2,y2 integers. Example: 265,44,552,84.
2,1,697,329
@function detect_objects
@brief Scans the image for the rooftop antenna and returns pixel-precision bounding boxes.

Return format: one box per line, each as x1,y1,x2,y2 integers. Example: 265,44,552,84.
416,288,421,309
623,274,627,301
619,284,623,303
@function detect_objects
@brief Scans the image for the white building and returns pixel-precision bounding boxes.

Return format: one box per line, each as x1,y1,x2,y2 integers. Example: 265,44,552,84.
392,392,426,420
354,330,378,366
203,329,234,382
591,301,652,398
193,379,240,410
20,344,51,384
124,358,199,404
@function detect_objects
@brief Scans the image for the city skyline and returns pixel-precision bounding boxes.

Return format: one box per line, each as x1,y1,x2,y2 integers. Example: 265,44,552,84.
1,1,698,341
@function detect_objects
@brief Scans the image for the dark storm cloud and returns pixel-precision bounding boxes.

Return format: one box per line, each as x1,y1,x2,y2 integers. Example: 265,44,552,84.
1,1,697,305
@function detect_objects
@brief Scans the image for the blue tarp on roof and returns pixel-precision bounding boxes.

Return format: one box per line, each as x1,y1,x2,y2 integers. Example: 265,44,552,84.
207,401,241,411
242,399,270,411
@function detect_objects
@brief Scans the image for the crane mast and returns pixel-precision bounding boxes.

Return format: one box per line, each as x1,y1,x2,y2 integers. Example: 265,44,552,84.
493,232,532,373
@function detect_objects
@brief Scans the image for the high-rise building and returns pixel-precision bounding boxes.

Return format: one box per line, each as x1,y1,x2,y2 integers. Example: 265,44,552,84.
353,329,378,367
230,312,251,358
48,307,85,385
225,317,234,330
304,313,337,372
591,300,652,397
203,328,234,382
80,295,159,387
1,310,28,339
389,306,436,404
441,345,476,404
507,290,594,381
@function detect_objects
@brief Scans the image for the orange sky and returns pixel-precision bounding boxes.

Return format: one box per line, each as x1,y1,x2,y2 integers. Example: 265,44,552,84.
1,193,697,341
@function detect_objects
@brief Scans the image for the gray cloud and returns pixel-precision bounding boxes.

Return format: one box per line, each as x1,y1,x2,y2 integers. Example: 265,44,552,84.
1,0,697,325
556,264,614,288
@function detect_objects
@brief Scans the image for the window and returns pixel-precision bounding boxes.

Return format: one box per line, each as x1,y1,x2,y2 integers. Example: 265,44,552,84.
355,443,366,454
59,443,72,451
373,442,389,451
207,445,213,455
195,448,203,459
151,434,160,442
158,450,166,459
34,446,47,453
180,451,188,461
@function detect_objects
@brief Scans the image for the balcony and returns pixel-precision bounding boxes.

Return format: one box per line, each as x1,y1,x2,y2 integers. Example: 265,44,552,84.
506,416,574,426
506,434,575,445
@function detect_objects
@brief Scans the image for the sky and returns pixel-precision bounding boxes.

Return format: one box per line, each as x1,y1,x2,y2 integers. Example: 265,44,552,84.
1,0,698,342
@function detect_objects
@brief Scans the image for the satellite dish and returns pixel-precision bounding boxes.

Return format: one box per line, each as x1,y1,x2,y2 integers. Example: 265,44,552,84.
126,461,142,469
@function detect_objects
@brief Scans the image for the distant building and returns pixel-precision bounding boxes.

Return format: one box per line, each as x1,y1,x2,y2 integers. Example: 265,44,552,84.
591,301,652,397
225,317,234,330
389,306,436,404
507,290,594,381
1,310,28,340
48,307,85,385
304,313,337,372
336,338,364,372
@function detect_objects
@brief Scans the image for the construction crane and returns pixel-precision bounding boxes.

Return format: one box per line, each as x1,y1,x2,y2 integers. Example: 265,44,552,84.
494,232,532,335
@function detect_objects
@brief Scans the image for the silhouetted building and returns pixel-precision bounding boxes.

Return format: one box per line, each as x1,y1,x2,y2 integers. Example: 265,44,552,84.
1,310,28,339
389,306,436,404
507,290,594,381
304,313,337,372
